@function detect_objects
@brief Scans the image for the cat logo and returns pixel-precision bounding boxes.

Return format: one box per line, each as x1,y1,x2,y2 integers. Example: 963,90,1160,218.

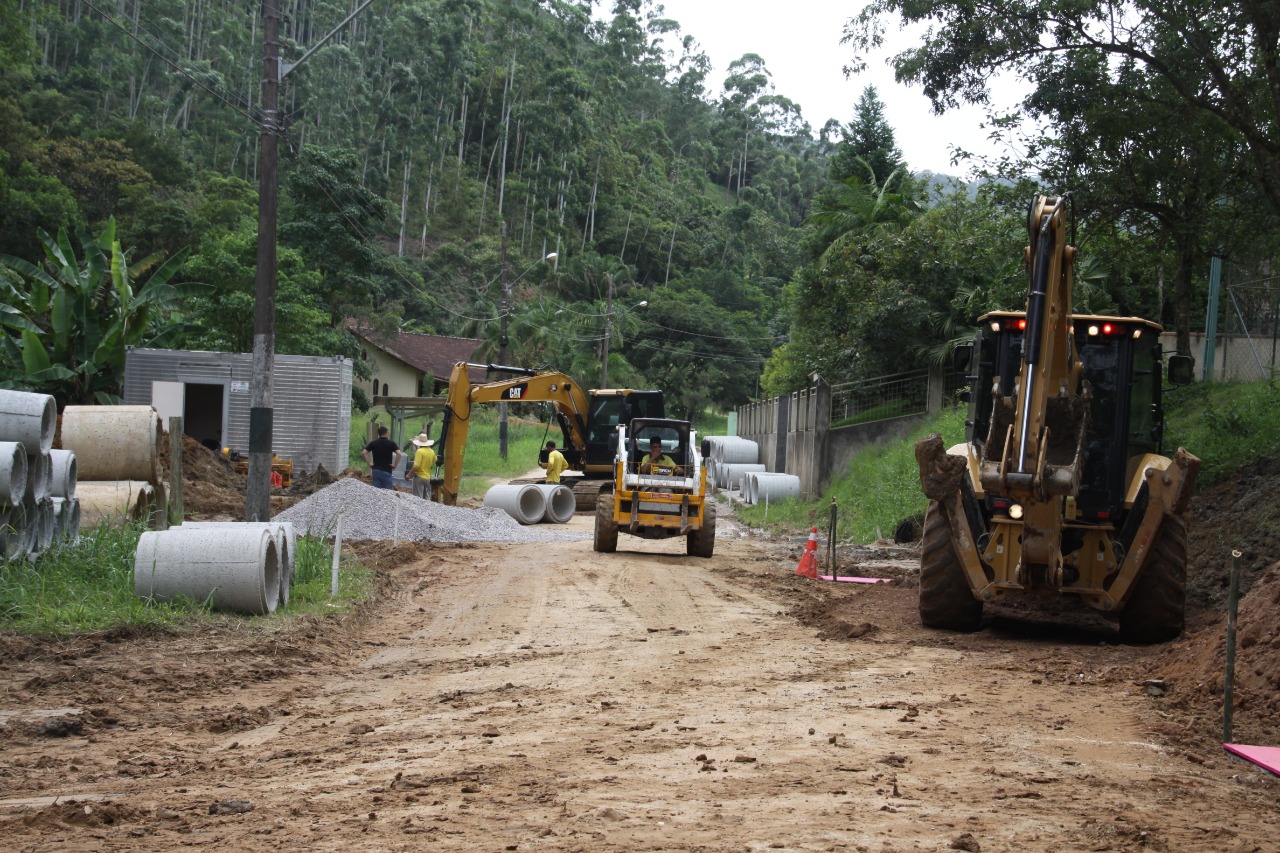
502,383,528,400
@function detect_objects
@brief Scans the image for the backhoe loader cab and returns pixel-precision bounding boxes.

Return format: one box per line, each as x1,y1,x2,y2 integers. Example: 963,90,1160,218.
593,418,716,557
916,194,1200,643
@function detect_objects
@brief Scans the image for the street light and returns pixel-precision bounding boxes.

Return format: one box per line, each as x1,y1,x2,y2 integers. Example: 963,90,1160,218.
600,274,647,389
496,243,557,459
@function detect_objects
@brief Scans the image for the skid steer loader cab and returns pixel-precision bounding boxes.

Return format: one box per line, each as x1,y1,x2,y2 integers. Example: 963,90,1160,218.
593,417,716,557
915,194,1199,644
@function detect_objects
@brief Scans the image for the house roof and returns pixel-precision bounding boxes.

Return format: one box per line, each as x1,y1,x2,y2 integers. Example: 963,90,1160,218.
348,321,484,383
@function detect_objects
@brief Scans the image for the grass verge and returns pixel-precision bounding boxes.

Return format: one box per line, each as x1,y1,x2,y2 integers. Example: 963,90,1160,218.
736,377,1280,544
0,521,374,635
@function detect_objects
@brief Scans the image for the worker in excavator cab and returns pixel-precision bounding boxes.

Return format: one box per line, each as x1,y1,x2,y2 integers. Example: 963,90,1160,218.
639,435,682,475
541,440,569,483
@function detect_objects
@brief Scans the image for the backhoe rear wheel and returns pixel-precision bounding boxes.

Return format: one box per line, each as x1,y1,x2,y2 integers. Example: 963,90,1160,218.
593,491,618,553
1118,513,1187,644
919,500,982,631
687,500,716,557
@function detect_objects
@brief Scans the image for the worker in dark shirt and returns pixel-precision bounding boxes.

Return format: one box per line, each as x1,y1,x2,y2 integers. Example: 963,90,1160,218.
362,425,402,489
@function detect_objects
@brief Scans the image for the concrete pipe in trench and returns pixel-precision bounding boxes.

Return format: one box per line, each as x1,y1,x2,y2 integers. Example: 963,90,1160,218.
62,405,161,483
77,481,155,529
483,484,547,525
181,521,297,608
134,527,281,615
49,449,77,499
0,390,56,455
531,484,576,524
0,442,27,506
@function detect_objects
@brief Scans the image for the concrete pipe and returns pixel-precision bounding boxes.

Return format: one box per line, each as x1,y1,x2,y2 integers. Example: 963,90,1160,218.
711,436,759,465
134,527,281,616
51,496,81,542
0,390,56,455
751,473,801,504
1,502,27,561
0,442,27,506
24,451,52,503
77,480,155,529
705,458,718,490
482,484,547,525
531,484,576,524
49,449,77,499
62,405,161,483
33,497,55,553
182,522,296,608
715,463,766,491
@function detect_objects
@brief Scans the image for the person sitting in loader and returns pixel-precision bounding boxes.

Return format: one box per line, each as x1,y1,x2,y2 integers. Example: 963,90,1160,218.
639,435,682,475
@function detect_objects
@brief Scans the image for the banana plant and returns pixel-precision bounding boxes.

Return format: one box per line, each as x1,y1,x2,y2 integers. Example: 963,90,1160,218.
0,218,193,405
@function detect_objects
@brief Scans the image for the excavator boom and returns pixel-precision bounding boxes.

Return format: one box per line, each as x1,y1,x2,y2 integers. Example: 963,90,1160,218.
436,363,591,505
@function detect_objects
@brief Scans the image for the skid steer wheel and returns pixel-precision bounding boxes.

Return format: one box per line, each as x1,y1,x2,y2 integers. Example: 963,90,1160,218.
918,500,982,631
594,491,618,553
687,501,716,557
1118,513,1187,644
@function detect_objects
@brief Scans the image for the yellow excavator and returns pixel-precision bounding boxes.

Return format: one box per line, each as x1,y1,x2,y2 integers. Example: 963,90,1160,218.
434,362,663,508
915,195,1199,643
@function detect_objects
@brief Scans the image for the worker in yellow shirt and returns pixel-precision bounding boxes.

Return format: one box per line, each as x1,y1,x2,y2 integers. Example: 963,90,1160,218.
406,432,437,500
541,440,569,483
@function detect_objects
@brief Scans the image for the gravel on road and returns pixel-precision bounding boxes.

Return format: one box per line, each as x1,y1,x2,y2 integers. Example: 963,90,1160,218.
273,477,588,543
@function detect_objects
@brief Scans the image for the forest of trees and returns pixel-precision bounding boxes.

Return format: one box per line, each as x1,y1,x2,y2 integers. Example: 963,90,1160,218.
1,0,1276,415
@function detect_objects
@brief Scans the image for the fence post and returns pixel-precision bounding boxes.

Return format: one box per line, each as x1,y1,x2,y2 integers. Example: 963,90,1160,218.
169,416,183,527
1204,256,1223,381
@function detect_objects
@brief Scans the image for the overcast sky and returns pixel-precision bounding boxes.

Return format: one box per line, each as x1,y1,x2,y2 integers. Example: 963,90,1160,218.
631,0,1029,176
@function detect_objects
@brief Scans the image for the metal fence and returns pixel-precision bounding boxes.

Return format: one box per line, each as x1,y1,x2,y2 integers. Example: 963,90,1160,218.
828,369,929,427
1218,277,1280,382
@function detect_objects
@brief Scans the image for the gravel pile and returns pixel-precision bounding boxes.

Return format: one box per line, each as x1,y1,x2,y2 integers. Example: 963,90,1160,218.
273,477,588,543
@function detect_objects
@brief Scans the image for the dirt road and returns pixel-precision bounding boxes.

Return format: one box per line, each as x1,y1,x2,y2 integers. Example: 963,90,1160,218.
1,516,1276,851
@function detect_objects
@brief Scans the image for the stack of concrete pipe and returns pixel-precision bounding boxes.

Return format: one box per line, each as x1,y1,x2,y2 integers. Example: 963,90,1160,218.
134,526,282,616
62,405,166,530
483,483,576,524
702,436,760,491
0,389,79,562
742,472,801,505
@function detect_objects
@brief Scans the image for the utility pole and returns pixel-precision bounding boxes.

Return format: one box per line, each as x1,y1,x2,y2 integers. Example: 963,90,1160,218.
247,0,281,522
245,0,377,521
498,221,510,460
600,273,614,389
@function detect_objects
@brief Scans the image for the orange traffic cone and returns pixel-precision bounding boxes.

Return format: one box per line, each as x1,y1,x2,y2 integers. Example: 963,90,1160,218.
795,527,819,578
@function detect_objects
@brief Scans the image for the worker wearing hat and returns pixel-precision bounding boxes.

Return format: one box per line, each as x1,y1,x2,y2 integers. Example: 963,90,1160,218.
406,432,437,500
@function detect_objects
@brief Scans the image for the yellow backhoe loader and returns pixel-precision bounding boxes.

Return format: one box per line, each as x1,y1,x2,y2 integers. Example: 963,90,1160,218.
915,195,1199,643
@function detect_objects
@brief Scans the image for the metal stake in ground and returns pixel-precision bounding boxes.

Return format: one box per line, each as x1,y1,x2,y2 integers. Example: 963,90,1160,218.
827,497,838,580
1224,548,1242,743
169,417,184,527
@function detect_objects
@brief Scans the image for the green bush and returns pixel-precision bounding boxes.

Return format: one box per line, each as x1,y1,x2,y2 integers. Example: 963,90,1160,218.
1164,379,1280,486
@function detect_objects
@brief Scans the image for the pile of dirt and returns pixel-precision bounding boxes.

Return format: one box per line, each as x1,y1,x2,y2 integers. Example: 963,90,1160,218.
1150,560,1280,746
1187,454,1280,612
157,435,249,518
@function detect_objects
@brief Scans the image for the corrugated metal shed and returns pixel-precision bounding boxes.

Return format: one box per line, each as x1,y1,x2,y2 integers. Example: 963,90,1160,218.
123,348,352,474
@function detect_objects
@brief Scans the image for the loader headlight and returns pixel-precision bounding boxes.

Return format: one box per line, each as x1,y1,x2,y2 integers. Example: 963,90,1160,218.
1008,503,1024,520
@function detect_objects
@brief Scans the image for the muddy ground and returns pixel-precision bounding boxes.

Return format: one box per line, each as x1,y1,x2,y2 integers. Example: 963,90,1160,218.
1,494,1278,852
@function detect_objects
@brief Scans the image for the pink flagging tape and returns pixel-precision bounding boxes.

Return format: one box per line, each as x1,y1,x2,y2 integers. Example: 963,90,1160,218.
818,576,894,584
1223,743,1280,776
